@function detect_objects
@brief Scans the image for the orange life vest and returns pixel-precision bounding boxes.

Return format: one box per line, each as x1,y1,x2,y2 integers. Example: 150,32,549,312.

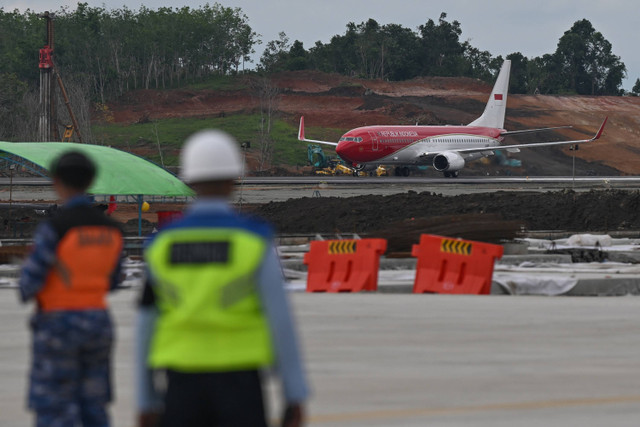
37,226,123,312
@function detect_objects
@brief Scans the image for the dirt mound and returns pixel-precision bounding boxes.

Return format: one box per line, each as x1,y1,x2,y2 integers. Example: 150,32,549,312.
110,89,254,123
325,85,367,97
374,214,522,252
272,70,347,93
363,75,491,97
254,190,640,235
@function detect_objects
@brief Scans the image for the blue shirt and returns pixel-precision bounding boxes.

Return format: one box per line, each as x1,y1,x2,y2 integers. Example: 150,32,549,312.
136,198,310,410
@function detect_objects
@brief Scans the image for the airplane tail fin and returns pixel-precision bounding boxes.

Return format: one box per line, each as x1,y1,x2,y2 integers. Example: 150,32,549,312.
468,59,511,129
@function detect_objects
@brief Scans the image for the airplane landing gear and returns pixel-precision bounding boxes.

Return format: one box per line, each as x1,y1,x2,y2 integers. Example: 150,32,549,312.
443,171,459,178
394,167,410,177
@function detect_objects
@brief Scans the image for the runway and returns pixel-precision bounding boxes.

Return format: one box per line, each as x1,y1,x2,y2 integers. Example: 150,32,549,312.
232,175,640,203
242,176,640,186
2,176,640,187
0,176,639,204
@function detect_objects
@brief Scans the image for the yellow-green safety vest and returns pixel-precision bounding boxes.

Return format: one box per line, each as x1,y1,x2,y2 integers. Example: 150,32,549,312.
145,227,274,371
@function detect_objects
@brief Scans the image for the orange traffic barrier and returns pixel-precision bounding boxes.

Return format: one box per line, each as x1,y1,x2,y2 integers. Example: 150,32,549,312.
412,234,503,294
304,239,387,292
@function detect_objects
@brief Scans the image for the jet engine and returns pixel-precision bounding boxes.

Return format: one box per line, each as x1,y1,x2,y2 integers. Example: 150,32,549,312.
433,151,465,172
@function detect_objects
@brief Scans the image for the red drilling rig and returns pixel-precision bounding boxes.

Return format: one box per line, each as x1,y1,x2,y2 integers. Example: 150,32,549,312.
38,11,83,143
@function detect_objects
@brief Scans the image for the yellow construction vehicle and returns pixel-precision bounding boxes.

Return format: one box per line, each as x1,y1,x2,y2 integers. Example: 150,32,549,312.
315,164,387,177
314,164,365,176
375,165,388,176
62,125,74,142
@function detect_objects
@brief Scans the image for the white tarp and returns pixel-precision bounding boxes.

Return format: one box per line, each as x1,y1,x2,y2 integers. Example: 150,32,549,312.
493,273,578,295
522,234,640,252
566,234,612,247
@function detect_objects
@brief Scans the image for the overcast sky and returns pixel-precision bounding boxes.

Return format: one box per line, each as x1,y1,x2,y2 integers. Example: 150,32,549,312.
6,0,640,89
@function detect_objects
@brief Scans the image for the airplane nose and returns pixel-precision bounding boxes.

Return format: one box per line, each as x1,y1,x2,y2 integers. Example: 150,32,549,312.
336,141,349,162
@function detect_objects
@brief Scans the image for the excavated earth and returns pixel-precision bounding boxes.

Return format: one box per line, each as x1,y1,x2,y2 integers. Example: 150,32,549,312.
2,190,640,252
255,189,640,237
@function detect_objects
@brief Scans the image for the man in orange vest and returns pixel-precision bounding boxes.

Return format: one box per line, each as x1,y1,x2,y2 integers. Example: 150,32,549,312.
19,151,124,427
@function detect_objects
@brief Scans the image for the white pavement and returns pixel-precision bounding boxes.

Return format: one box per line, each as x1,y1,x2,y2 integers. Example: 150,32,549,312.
2,291,640,426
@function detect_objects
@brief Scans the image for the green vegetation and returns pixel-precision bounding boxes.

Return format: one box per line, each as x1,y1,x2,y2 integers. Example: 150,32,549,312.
92,114,344,168
0,3,259,102
632,78,640,96
261,15,627,96
0,73,28,140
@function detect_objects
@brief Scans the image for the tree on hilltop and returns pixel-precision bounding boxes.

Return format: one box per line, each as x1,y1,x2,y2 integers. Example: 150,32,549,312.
631,78,640,96
553,19,626,95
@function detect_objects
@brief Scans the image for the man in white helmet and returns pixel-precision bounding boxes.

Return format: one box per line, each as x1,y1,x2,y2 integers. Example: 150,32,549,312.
135,130,309,427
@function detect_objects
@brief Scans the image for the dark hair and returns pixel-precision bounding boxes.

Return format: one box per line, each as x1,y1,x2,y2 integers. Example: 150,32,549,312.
50,151,96,191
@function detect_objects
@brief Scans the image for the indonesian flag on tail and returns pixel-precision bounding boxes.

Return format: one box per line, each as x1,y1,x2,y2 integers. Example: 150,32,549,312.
493,93,504,107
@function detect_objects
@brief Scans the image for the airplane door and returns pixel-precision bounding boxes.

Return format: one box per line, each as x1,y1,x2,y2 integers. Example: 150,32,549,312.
368,131,379,151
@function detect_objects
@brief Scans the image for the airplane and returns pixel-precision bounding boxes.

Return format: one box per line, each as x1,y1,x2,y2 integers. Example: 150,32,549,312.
298,59,607,177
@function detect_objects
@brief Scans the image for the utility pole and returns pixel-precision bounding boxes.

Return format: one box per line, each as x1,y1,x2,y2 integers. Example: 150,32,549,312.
38,11,57,142
238,142,250,212
570,144,578,190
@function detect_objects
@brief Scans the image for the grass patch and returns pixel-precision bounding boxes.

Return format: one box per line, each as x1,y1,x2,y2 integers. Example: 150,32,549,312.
183,74,247,91
92,113,347,168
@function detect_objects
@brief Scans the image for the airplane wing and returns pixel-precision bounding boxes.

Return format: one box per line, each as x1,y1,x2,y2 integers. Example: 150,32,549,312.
297,116,338,146
454,118,607,155
500,125,572,137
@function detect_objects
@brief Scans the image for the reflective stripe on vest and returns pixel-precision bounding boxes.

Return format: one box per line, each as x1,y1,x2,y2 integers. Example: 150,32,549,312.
145,227,273,372
37,226,123,312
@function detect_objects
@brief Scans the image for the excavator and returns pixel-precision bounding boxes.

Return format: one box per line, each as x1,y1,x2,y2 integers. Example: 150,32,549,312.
308,145,387,177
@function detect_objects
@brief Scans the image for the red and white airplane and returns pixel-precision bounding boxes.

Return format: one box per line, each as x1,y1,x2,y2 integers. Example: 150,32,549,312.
298,60,607,177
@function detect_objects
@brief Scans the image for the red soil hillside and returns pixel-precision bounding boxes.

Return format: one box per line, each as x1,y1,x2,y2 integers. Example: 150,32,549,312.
107,70,640,175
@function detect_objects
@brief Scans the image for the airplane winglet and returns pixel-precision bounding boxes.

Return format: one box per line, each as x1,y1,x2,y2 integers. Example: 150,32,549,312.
593,117,608,140
298,116,305,141
296,116,339,146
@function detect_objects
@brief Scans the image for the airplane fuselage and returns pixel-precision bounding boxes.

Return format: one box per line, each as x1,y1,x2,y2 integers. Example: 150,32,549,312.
336,125,504,166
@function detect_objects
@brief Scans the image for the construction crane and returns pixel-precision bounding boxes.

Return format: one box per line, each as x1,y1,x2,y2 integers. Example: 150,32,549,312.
38,11,83,143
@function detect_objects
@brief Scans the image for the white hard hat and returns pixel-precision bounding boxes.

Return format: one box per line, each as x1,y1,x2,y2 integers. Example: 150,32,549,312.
180,129,244,183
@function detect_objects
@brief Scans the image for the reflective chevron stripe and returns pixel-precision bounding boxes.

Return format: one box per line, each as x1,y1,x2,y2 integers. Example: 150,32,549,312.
328,240,357,254
440,238,472,256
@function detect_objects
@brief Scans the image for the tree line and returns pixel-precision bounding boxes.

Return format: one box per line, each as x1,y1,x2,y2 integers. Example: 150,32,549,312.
0,3,258,103
0,5,634,143
260,14,628,96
